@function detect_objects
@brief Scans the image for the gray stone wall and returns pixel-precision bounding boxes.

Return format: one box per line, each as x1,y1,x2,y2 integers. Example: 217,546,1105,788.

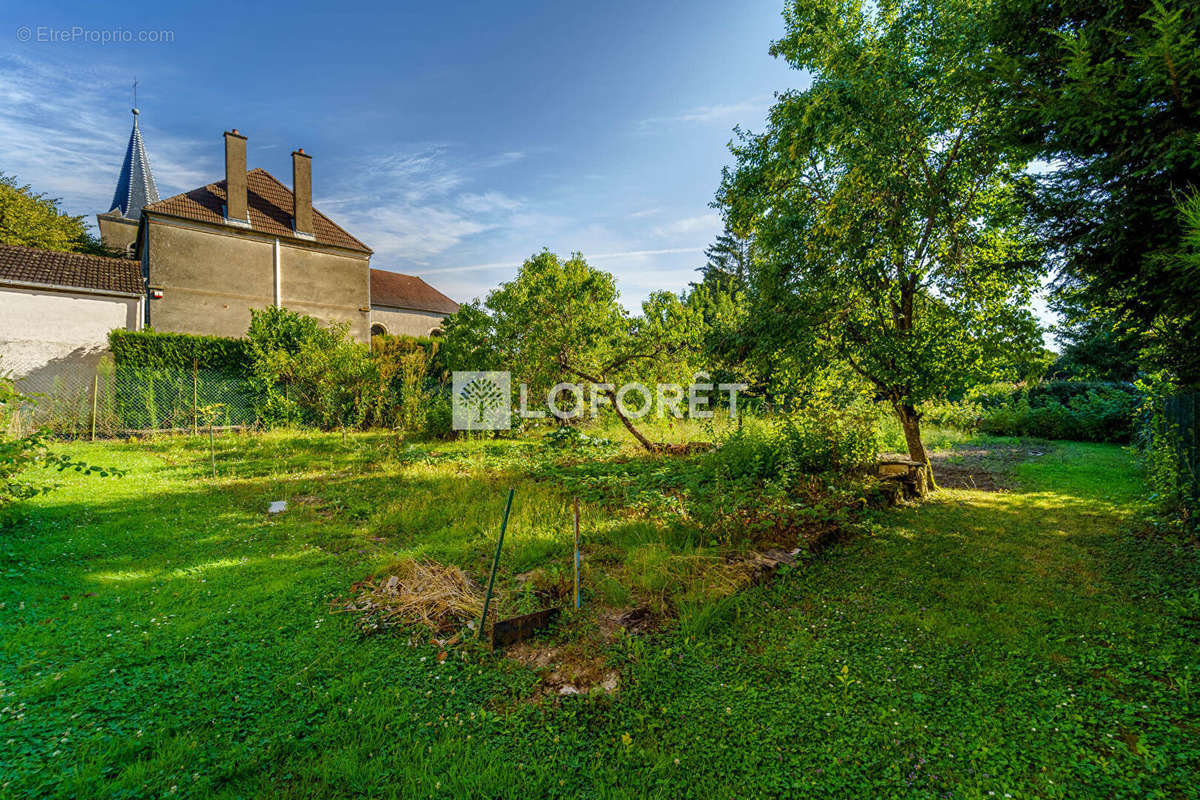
369,306,449,337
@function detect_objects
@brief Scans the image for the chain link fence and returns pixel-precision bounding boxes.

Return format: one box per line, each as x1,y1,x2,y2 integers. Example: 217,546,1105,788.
1164,391,1199,508
9,362,259,439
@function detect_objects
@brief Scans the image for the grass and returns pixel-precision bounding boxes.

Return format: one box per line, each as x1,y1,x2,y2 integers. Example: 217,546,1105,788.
2,428,1198,797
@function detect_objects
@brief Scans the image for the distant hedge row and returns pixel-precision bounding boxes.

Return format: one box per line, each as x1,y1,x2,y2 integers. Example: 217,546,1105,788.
108,329,252,376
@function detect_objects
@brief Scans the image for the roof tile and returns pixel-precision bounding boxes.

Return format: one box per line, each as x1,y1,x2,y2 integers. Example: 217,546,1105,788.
0,243,142,295
143,168,370,253
370,269,459,315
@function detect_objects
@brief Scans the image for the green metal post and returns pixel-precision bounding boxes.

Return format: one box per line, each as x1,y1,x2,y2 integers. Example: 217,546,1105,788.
573,497,581,610
478,488,515,639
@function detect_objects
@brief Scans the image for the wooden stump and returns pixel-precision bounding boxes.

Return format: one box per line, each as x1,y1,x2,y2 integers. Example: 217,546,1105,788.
877,458,930,499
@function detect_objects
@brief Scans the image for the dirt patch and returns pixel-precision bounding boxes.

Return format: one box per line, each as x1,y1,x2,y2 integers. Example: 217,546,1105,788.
507,634,622,697
883,443,1050,492
655,441,716,455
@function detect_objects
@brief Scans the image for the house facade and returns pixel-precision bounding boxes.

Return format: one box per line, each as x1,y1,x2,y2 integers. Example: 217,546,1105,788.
130,129,374,341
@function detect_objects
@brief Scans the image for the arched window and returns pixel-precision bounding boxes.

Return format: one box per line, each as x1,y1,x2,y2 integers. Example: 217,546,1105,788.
370,323,387,338
428,327,444,337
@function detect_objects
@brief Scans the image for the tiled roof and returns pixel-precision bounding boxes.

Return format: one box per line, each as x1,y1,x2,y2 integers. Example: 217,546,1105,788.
143,168,371,253
0,243,142,295
107,110,159,219
370,269,459,315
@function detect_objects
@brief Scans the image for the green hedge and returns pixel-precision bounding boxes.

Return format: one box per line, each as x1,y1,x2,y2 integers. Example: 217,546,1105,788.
109,329,252,377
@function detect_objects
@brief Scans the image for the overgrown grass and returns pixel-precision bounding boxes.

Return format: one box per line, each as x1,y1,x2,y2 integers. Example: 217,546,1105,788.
2,430,1198,797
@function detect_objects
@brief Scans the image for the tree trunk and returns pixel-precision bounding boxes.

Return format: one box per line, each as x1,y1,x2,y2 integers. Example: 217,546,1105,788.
896,403,927,464
607,390,657,453
894,403,936,493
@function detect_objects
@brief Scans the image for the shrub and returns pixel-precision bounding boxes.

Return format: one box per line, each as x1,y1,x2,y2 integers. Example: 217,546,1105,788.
920,380,1145,443
421,389,454,439
706,405,877,485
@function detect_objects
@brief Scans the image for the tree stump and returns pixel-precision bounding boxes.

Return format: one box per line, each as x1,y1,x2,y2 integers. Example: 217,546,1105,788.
877,458,930,499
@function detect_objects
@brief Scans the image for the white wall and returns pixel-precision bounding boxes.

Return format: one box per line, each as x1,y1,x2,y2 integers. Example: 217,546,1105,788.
0,285,140,393
369,306,449,338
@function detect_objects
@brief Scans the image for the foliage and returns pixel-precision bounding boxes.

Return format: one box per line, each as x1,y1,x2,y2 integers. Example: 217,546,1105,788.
1048,301,1144,382
692,219,753,294
438,301,501,374
719,0,1044,464
0,373,121,508
542,426,614,450
246,307,340,426
1137,379,1199,534
988,0,1200,384
108,329,253,377
0,172,110,254
371,335,435,430
706,409,878,483
914,380,1146,442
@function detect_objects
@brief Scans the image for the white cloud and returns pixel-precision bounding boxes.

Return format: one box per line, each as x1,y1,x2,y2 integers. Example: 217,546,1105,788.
653,212,721,239
637,95,772,131
319,145,541,267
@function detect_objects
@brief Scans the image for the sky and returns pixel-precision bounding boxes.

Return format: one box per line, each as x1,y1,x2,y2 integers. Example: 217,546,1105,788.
0,0,800,309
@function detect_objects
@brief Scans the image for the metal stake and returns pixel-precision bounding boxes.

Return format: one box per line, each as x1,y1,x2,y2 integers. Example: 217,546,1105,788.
573,497,581,610
478,487,514,639
90,374,98,442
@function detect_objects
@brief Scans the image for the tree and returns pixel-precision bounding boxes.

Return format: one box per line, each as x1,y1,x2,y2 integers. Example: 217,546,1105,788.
0,173,109,254
987,0,1200,385
719,0,1043,468
484,250,703,452
693,220,753,293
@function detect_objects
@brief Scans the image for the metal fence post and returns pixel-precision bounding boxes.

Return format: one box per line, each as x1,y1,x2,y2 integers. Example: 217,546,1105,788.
193,359,199,436
90,374,98,441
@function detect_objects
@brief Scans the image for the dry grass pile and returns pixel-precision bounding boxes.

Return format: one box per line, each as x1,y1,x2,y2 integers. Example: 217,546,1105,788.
334,558,483,635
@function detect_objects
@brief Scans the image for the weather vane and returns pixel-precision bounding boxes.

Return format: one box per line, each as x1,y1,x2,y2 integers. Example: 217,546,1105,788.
132,77,138,114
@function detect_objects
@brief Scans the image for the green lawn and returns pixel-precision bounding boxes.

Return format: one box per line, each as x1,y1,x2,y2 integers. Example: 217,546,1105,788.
2,433,1198,797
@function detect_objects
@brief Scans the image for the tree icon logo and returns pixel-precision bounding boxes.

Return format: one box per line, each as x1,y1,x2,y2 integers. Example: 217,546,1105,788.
452,371,511,430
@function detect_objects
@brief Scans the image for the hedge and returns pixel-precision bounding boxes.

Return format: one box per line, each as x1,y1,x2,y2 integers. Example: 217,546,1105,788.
108,329,252,376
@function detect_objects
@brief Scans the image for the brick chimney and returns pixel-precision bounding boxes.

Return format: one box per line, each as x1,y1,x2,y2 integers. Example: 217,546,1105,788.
224,129,248,223
292,148,313,238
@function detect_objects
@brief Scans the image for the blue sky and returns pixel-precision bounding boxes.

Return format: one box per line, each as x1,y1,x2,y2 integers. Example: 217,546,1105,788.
0,0,799,308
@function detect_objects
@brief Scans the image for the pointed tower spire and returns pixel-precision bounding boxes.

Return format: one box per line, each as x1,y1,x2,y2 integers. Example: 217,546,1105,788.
108,103,159,219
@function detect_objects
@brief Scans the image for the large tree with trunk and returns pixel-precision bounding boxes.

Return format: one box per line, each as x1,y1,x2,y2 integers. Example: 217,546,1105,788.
718,0,1043,468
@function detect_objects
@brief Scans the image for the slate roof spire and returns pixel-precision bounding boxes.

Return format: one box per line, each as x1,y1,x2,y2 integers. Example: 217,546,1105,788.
108,106,159,219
